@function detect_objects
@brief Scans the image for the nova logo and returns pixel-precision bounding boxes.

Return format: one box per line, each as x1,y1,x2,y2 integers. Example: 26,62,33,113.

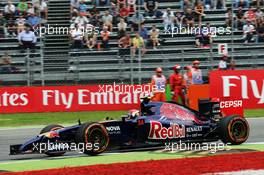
222,75,264,104
106,126,120,132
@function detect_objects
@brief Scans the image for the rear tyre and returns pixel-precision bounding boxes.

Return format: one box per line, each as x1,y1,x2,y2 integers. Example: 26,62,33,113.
219,115,249,145
40,124,65,156
75,122,109,156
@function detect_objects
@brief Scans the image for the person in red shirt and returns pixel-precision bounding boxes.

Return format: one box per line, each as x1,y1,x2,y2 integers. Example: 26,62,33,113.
169,64,186,105
119,4,130,19
151,67,167,102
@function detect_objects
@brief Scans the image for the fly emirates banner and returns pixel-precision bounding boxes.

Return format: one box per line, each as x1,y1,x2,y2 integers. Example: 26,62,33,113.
0,84,156,113
210,69,264,109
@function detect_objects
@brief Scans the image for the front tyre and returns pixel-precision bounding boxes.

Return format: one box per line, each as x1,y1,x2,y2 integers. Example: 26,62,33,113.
75,122,109,156
40,124,65,156
219,115,249,145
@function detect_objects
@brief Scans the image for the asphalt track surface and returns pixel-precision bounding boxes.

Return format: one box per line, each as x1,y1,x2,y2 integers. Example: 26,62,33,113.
0,118,263,162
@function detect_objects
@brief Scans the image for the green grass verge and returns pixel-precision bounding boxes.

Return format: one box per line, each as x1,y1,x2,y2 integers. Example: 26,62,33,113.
245,109,264,118
0,111,126,128
0,109,263,128
0,144,263,172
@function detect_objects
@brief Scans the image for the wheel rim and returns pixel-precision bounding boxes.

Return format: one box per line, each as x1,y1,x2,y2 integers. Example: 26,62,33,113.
87,127,108,153
230,120,248,141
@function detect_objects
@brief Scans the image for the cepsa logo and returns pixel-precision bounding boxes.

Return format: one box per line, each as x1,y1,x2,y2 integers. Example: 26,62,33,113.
0,92,28,106
148,121,185,139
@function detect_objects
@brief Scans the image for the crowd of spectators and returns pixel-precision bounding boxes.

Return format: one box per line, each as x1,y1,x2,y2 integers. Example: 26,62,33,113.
0,0,48,53
225,5,264,43
69,0,264,52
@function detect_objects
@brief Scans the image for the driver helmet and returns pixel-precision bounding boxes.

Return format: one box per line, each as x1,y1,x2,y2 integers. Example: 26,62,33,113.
128,109,140,119
140,92,153,100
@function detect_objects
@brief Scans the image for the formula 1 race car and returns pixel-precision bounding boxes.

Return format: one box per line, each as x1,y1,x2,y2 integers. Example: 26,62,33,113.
10,98,250,156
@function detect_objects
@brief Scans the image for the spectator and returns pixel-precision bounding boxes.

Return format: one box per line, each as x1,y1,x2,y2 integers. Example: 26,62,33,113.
27,3,35,15
256,20,264,42
100,26,110,49
194,1,205,27
17,0,28,16
175,11,184,28
89,6,100,26
184,8,195,27
236,0,249,8
79,0,88,17
117,0,126,10
181,0,193,12
27,13,41,29
102,11,113,32
256,17,263,28
243,20,255,43
117,18,127,38
215,0,226,9
244,7,256,24
71,0,79,16
118,34,131,58
0,12,7,38
127,0,136,15
195,32,207,48
39,0,48,20
70,24,84,49
109,3,118,25
128,4,136,15
190,60,203,84
149,25,160,49
7,17,16,37
85,27,97,50
162,8,175,32
96,0,110,6
229,60,236,70
256,7,264,19
204,0,214,10
0,52,12,73
16,15,26,34
89,5,99,17
235,7,245,30
130,12,145,32
4,0,16,20
139,23,148,44
75,13,89,27
203,22,213,45
132,32,146,57
225,8,235,27
218,54,228,70
18,24,37,52
144,0,161,18
118,34,131,48
119,4,130,19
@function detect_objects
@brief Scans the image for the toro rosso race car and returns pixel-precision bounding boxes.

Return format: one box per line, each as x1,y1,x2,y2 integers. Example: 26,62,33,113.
10,98,250,156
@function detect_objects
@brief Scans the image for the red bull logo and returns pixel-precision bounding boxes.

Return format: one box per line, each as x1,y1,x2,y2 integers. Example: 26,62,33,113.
148,121,185,139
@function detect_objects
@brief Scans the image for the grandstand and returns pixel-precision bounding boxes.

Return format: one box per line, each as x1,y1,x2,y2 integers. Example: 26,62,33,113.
0,0,264,86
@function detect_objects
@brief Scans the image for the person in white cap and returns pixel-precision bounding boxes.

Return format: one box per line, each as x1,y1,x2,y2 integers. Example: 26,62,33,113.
151,67,167,102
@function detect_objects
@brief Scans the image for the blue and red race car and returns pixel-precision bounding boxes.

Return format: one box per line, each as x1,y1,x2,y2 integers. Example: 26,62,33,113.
10,98,249,156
